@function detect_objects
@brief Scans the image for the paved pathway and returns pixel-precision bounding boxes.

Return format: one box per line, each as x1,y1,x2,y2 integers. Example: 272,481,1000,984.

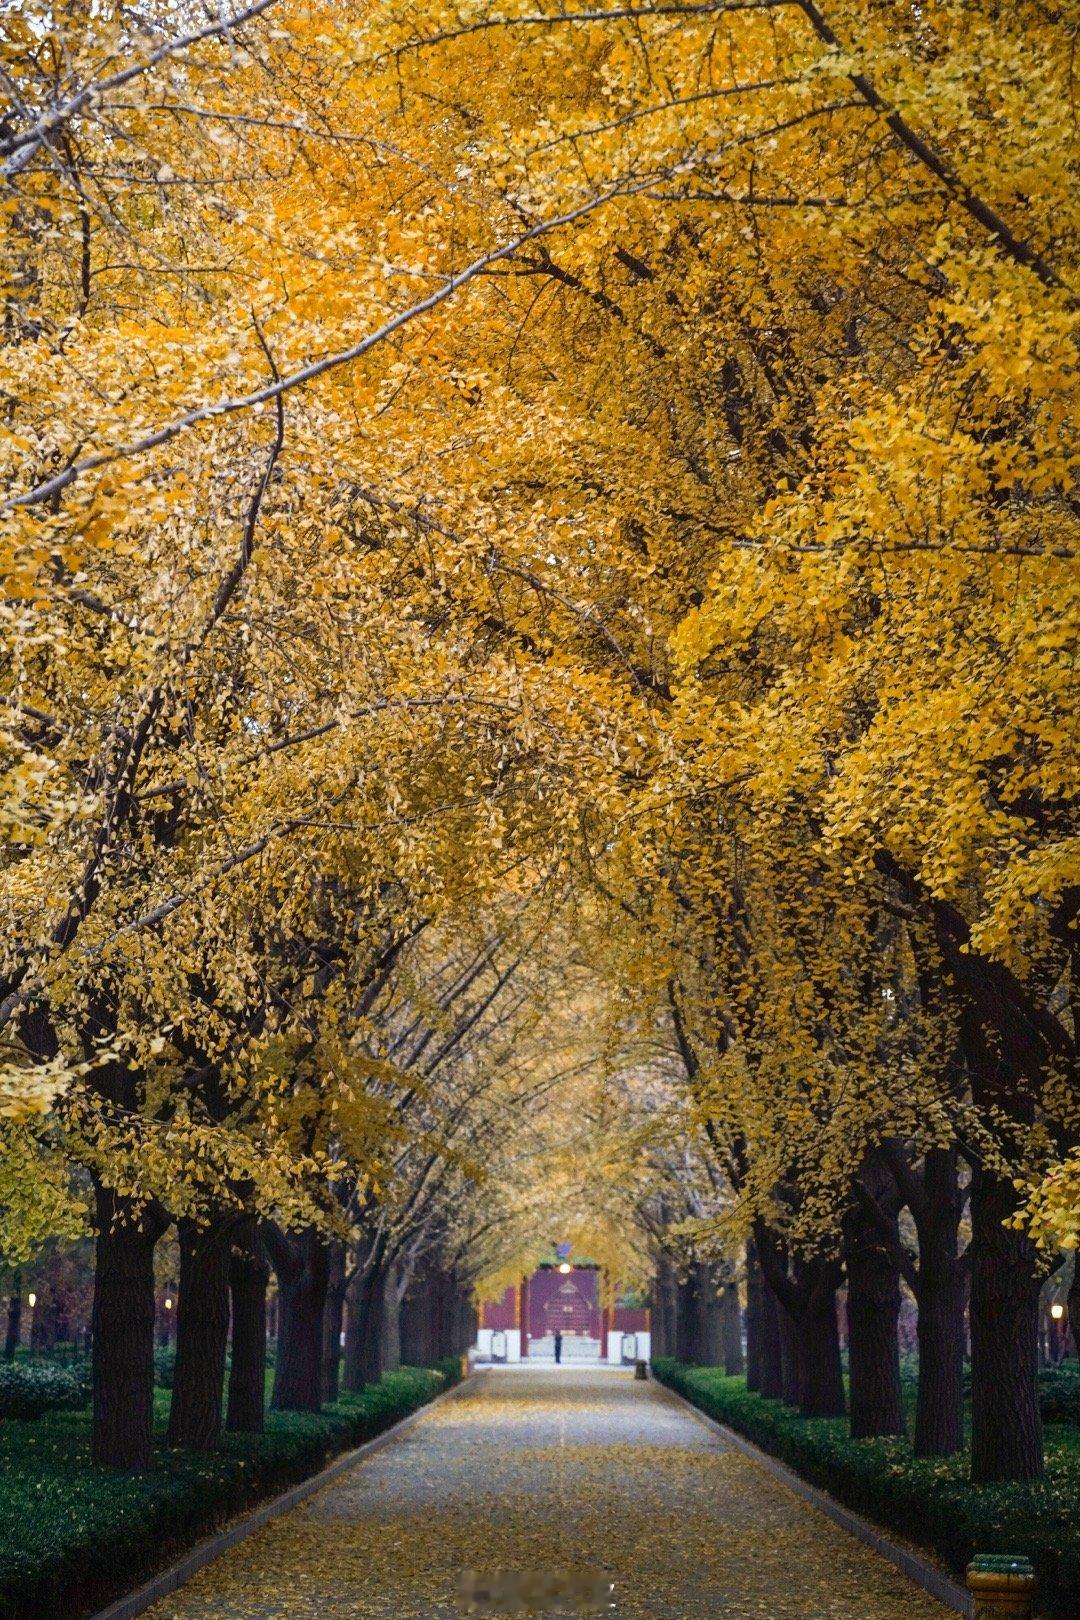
148,1367,949,1619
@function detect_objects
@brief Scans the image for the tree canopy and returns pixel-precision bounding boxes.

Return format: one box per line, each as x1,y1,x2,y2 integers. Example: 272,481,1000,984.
0,0,1076,1483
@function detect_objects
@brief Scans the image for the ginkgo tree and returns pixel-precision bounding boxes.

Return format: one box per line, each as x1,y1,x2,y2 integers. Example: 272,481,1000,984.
1,0,1075,1492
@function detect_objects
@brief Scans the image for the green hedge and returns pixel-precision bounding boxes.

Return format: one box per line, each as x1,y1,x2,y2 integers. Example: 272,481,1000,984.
652,1358,1078,1619
1038,1363,1080,1426
0,1361,460,1619
0,1363,90,1421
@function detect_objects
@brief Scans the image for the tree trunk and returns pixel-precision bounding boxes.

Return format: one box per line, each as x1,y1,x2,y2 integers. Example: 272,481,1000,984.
226,1219,268,1435
91,1183,165,1470
4,1270,21,1360
914,1262,966,1457
794,1259,845,1418
399,1281,424,1366
653,1251,677,1358
745,1242,763,1392
344,1259,385,1391
698,1265,724,1366
845,1209,904,1439
675,1270,702,1364
759,1273,784,1399
271,1227,329,1413
778,1300,800,1405
961,1002,1045,1481
969,1162,1044,1481
322,1240,346,1404
902,1147,967,1457
720,1283,744,1377
383,1264,402,1373
167,1216,231,1452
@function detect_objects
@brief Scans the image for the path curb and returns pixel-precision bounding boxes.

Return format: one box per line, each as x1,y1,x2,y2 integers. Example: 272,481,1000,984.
92,1372,473,1620
651,1378,973,1617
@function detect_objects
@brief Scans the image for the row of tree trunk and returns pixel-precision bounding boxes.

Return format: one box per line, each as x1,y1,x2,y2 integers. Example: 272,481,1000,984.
90,1191,476,1470
651,1147,1053,1481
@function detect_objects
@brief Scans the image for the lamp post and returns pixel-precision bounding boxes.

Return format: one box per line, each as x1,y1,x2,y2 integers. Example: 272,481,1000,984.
1049,1301,1065,1365
26,1292,36,1356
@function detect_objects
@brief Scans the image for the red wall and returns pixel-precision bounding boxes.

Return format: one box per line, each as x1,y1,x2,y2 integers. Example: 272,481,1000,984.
612,1305,649,1332
528,1268,600,1339
480,1274,650,1340
480,1285,517,1331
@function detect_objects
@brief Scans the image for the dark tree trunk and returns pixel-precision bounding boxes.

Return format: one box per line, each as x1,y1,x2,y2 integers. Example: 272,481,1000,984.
652,1251,678,1358
745,1241,763,1391
794,1260,845,1418
383,1264,402,1373
778,1300,800,1405
226,1219,268,1435
897,1146,967,1458
322,1240,346,1404
4,1270,21,1360
969,1162,1044,1482
399,1282,424,1366
675,1270,703,1365
167,1216,231,1451
914,1256,966,1457
271,1227,329,1412
720,1283,744,1377
845,1208,904,1439
759,1272,784,1399
344,1258,385,1391
699,1265,724,1366
91,1183,165,1470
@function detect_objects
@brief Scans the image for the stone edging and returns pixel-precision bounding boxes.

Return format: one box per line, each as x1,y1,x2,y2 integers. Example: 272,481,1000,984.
651,1377,973,1618
92,1372,473,1620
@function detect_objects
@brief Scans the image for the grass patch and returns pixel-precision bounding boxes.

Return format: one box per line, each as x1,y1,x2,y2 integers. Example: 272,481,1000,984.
0,1359,461,1619
652,1358,1078,1619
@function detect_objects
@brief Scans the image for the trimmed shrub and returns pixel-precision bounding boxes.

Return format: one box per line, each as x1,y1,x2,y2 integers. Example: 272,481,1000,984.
652,1358,1078,1619
0,1363,90,1421
1039,1363,1080,1426
0,1361,459,1619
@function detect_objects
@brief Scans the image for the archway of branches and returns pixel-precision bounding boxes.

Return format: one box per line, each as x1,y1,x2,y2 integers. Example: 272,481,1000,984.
0,0,1075,1509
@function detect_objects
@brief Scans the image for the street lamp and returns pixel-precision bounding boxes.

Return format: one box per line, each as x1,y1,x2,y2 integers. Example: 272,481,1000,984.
558,1262,572,1275
1050,1302,1064,1321
164,1297,173,1311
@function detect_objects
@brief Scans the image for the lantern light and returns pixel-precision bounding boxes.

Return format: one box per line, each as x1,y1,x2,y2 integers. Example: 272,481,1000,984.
1050,1302,1065,1321
558,1262,572,1274
27,1293,36,1309
164,1297,173,1310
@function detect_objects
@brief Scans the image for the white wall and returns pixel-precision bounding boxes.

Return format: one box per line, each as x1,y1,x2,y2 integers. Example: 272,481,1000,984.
475,1326,521,1362
608,1330,651,1363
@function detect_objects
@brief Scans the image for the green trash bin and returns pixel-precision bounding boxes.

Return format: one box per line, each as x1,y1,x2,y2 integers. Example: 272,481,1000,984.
966,1555,1035,1620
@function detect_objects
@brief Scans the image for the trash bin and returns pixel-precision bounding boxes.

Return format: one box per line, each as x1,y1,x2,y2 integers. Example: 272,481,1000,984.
966,1555,1035,1619
634,1359,648,1381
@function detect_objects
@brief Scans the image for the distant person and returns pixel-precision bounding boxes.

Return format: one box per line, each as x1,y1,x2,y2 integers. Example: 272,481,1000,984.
554,1329,563,1364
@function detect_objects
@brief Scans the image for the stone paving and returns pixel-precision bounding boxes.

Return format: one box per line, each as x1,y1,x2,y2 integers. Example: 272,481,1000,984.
146,1367,950,1619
